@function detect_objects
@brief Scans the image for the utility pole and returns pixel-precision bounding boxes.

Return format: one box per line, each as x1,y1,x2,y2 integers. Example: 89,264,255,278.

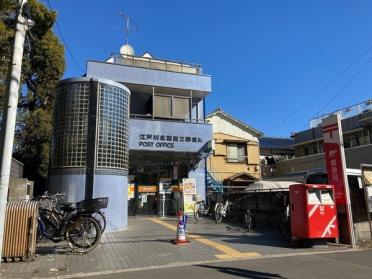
0,0,33,260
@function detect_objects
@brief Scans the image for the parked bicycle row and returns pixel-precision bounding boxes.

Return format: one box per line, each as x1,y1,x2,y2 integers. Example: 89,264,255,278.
194,191,291,239
34,192,108,253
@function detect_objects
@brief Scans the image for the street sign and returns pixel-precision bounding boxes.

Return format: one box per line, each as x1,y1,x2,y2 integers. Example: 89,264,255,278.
322,114,355,247
322,119,347,204
182,178,196,215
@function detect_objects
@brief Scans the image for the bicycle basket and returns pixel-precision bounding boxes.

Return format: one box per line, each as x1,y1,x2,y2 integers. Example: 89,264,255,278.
76,197,108,213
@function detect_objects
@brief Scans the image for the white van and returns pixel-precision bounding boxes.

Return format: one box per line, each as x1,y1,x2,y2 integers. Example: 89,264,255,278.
306,168,369,242
306,168,363,189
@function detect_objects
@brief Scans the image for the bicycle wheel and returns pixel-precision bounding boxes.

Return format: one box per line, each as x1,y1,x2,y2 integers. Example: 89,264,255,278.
215,203,223,223
244,209,254,232
36,219,46,242
65,216,102,253
194,202,200,221
225,203,239,222
194,202,202,221
38,210,59,241
92,211,106,232
279,215,291,240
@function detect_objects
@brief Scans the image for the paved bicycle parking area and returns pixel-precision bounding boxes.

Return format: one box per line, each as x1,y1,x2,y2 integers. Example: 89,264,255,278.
0,217,349,278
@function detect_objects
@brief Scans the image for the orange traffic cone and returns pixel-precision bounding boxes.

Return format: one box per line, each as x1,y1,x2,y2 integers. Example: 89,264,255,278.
172,210,190,244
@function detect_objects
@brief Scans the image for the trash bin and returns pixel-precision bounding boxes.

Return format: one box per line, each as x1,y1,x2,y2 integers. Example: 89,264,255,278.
2,200,39,262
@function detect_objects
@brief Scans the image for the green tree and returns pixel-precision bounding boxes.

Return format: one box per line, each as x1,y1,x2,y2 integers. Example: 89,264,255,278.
1,0,65,192
0,0,16,107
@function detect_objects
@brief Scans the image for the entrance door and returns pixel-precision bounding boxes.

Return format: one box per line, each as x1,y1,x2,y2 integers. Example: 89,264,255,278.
141,193,158,215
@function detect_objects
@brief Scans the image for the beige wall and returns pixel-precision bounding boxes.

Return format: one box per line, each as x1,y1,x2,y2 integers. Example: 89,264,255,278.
208,132,260,182
208,115,259,143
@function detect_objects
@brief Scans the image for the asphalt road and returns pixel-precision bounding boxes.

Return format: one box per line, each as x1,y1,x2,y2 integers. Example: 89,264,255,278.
81,249,372,279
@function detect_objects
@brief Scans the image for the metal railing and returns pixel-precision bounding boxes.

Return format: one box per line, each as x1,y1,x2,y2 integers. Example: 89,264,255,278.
310,99,372,128
130,113,207,123
111,53,202,75
206,164,226,193
206,171,224,192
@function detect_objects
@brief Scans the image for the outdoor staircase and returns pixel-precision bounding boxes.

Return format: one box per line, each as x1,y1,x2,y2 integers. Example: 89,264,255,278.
206,171,223,192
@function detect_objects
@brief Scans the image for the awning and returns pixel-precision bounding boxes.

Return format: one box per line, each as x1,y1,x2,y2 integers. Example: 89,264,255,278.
243,180,297,192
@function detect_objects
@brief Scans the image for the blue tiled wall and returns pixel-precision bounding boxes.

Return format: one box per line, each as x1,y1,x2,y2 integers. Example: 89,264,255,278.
49,174,128,231
94,175,128,231
48,174,86,203
188,159,206,200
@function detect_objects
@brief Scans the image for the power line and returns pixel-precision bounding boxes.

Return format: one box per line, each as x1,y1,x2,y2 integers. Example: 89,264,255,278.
314,57,372,116
45,0,85,74
266,44,372,135
294,57,372,134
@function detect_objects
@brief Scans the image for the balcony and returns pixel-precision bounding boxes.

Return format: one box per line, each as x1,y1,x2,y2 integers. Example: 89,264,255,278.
86,58,211,93
110,53,202,75
309,99,372,128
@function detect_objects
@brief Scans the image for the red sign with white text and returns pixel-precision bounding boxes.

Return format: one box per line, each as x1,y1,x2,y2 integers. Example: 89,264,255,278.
322,121,347,205
322,114,355,246
323,142,346,204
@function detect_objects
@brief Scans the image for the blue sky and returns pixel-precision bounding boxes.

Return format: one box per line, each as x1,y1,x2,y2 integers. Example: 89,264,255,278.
43,0,372,137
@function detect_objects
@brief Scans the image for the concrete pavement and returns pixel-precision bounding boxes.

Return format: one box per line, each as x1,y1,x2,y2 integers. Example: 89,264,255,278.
0,217,357,278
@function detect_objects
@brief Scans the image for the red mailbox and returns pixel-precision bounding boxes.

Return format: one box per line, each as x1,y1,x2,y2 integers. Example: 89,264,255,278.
290,184,338,239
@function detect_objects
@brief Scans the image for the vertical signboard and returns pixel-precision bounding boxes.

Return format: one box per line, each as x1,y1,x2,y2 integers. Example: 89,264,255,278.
361,164,372,239
128,184,135,200
322,114,355,247
182,178,196,216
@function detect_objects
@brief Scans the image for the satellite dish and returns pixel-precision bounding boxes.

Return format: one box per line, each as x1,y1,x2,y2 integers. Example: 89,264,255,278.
120,44,135,56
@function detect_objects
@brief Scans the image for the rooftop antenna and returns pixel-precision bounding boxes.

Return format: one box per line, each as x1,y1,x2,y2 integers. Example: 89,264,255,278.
119,11,139,46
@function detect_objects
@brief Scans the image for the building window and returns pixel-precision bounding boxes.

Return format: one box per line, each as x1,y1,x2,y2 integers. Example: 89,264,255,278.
153,95,190,120
172,97,190,119
319,142,324,153
97,83,129,170
130,91,152,117
309,142,317,155
227,143,246,163
51,82,89,168
154,95,172,118
303,145,310,156
344,132,362,149
362,129,370,145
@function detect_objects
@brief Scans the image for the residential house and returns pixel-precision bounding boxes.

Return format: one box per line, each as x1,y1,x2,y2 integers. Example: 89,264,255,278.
206,109,263,190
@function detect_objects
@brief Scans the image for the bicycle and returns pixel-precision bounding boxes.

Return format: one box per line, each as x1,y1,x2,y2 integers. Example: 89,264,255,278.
194,192,219,222
215,195,244,224
244,208,255,232
36,192,107,233
215,200,230,223
35,192,65,241
75,198,108,233
37,198,104,253
194,200,213,221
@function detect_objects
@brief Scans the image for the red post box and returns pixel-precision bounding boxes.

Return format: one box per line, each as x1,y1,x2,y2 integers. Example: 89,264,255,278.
290,184,339,240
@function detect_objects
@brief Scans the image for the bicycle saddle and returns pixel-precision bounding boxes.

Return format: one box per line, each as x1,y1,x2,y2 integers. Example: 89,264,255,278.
60,202,75,213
